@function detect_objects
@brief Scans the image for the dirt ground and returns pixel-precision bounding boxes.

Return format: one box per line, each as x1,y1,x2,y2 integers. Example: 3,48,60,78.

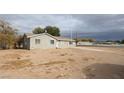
0,46,124,79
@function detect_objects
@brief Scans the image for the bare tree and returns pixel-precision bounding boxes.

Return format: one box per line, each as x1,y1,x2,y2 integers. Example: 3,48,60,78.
0,19,17,49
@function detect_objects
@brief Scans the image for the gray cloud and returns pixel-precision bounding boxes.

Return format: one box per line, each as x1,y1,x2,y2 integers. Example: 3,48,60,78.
0,14,124,40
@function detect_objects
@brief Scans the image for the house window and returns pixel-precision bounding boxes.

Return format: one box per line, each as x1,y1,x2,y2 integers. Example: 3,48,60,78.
35,39,40,44
50,40,54,44
69,41,73,45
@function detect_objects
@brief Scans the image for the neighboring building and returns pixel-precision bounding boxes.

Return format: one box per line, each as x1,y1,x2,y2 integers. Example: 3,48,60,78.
77,41,94,46
94,41,118,45
23,33,76,49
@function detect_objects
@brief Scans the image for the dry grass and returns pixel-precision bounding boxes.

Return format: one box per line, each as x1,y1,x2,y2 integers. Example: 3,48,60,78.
0,59,32,70
0,47,124,78
0,60,66,71
2,54,21,59
39,61,66,66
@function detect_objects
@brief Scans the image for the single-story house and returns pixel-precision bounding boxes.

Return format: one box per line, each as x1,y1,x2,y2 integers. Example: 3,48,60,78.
23,33,76,49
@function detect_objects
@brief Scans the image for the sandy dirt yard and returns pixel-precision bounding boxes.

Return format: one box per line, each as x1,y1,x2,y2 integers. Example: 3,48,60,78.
0,46,124,79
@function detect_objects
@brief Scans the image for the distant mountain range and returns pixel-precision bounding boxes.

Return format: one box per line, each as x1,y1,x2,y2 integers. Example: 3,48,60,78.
61,31,124,41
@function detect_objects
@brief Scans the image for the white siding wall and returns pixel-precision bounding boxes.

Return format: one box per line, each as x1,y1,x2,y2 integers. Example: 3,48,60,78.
58,41,69,48
26,34,76,49
58,41,76,48
29,34,57,49
70,42,76,47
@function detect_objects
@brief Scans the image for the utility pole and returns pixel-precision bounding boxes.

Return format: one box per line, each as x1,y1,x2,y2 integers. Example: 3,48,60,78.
71,30,72,40
70,16,73,41
76,31,78,46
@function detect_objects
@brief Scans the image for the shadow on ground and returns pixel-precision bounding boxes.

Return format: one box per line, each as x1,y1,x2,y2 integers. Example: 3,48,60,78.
83,63,124,79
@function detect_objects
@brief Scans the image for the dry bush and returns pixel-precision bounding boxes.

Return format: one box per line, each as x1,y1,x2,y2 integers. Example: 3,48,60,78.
68,58,75,62
83,57,89,61
83,57,95,61
60,53,68,56
55,73,66,79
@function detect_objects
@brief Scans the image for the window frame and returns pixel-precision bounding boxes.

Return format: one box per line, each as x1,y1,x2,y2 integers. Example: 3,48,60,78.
69,41,73,45
35,39,40,45
50,40,55,44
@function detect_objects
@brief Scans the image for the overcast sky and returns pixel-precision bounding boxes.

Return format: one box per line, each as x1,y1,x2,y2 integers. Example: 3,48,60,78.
0,14,124,40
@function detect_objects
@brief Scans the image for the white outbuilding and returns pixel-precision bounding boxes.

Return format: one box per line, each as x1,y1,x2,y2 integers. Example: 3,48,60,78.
77,41,94,46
